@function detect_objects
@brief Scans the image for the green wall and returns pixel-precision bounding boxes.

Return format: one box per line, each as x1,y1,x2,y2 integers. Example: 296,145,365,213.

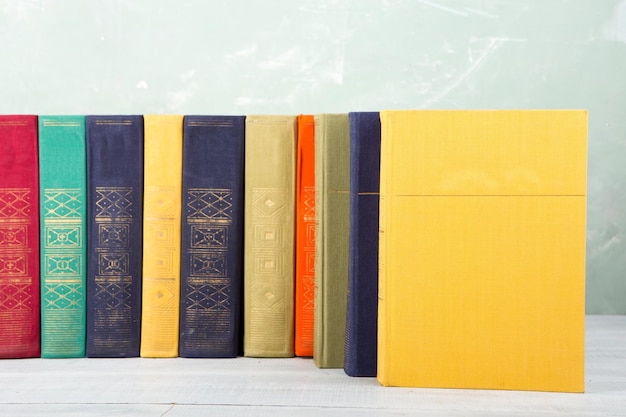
1,0,625,313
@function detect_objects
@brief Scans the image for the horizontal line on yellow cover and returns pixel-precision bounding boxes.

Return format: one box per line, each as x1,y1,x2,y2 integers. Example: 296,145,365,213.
396,194,586,197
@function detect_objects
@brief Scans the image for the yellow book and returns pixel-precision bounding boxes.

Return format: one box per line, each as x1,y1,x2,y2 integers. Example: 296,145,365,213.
140,115,183,358
378,110,587,392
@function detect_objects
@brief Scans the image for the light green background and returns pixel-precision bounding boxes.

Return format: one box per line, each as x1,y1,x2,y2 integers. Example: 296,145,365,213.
1,0,624,313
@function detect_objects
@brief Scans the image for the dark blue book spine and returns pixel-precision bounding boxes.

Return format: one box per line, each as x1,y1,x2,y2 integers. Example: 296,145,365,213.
344,112,381,377
86,116,144,357
179,116,245,357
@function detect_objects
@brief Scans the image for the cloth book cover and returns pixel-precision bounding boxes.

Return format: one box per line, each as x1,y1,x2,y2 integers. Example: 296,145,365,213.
344,112,381,377
243,115,297,358
179,116,245,358
0,115,41,358
38,116,87,358
377,110,587,392
86,116,143,357
295,114,316,357
313,113,351,369
141,115,183,358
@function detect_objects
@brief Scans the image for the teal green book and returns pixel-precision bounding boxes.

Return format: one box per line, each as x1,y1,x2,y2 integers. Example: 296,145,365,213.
39,116,87,358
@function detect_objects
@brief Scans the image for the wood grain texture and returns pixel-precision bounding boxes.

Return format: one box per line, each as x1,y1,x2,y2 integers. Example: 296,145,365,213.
0,316,624,416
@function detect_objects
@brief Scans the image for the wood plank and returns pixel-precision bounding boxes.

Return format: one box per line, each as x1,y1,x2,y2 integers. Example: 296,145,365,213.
0,316,624,416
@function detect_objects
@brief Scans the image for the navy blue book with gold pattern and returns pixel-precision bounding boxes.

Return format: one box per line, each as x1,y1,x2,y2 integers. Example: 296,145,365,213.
344,112,381,376
86,116,144,357
179,115,245,358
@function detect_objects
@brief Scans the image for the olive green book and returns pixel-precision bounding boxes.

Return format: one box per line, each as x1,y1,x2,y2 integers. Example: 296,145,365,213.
313,113,350,368
243,115,297,357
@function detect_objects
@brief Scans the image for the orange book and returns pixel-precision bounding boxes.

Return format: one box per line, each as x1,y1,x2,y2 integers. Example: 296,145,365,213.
295,115,315,356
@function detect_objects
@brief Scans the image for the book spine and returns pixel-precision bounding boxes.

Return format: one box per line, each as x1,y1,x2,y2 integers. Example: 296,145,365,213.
344,112,381,377
376,111,391,385
295,115,316,357
86,116,143,357
313,115,325,365
313,114,350,369
0,115,41,358
141,115,183,358
38,116,87,358
179,116,245,358
243,115,296,358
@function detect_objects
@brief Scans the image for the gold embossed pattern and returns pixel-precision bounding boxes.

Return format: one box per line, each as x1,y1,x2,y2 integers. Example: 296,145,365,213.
182,188,233,353
42,189,83,311
0,190,33,319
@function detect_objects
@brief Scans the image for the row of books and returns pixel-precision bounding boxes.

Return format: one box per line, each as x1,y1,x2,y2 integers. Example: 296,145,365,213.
1,110,587,392
0,114,378,375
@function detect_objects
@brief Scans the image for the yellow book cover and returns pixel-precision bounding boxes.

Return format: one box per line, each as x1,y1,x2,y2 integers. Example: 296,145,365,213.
140,115,183,358
243,115,297,357
377,110,587,392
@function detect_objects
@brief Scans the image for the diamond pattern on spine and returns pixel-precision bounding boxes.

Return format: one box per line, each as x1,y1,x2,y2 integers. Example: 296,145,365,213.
0,189,32,313
0,281,32,310
186,189,233,222
184,188,234,318
93,188,134,319
145,280,176,308
95,187,133,220
94,277,132,309
303,186,315,221
43,191,83,252
42,185,84,350
0,189,31,218
144,186,178,219
249,188,287,321
185,279,231,311
251,188,287,222
44,282,82,309
43,189,82,218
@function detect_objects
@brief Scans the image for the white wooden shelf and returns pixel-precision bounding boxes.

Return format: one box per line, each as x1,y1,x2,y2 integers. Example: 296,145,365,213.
0,315,624,416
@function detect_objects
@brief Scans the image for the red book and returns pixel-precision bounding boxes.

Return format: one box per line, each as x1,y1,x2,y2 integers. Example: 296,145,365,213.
295,115,315,356
0,115,40,358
